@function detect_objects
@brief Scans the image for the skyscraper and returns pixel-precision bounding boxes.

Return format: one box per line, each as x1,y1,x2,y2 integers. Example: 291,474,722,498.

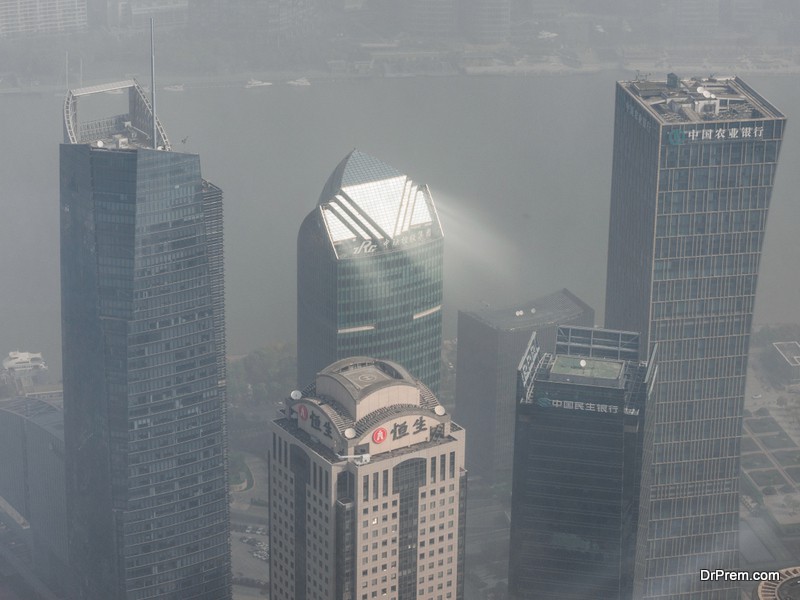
605,75,786,599
268,356,466,600
297,150,444,394
455,288,593,484
508,327,655,600
60,80,230,600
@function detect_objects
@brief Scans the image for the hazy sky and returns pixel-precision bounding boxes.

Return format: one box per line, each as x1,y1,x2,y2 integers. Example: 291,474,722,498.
1,71,798,377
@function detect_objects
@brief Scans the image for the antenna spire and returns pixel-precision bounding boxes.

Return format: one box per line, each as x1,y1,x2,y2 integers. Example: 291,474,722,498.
150,18,157,149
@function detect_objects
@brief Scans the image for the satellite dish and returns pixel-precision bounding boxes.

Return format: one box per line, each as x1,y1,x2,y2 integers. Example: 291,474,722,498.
290,390,302,400
344,428,356,439
434,406,446,416
579,359,587,368
96,140,104,147
530,308,536,314
703,91,711,98
697,86,705,94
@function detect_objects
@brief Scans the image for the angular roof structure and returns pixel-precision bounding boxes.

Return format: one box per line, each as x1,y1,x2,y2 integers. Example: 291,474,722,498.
63,79,170,150
317,150,442,246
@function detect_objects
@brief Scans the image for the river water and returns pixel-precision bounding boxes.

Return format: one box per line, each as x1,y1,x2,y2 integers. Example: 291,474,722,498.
2,71,798,376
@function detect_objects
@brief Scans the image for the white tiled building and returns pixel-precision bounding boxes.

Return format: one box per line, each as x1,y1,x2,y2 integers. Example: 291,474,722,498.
269,357,466,600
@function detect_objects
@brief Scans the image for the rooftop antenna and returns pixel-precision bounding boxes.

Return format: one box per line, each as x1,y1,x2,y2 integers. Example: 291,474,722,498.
150,18,157,149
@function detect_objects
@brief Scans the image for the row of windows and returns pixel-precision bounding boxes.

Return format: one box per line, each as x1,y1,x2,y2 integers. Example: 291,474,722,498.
657,187,770,215
654,252,760,281
655,355,747,386
658,162,777,192
656,210,766,238
655,335,748,362
130,317,211,340
652,296,754,321
650,491,738,522
134,289,212,321
652,274,757,302
660,138,780,169
129,444,222,473
651,313,751,341
134,202,204,229
648,512,738,542
654,415,743,444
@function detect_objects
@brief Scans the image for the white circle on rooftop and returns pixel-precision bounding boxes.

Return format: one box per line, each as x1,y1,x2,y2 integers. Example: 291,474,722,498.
697,86,705,93
96,140,104,147
530,308,536,314
357,373,377,383
434,406,446,416
344,428,356,439
579,359,587,368
703,90,711,98
290,390,302,400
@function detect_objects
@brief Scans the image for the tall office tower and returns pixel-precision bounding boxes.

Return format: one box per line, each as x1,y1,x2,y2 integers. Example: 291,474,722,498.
297,150,444,394
509,327,655,600
455,288,593,484
268,357,466,600
60,80,230,600
605,75,786,599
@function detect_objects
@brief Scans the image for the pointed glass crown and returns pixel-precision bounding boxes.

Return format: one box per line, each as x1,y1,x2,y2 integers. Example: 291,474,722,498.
318,150,442,244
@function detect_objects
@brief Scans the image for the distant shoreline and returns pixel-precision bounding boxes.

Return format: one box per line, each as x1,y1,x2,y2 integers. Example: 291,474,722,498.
4,61,799,97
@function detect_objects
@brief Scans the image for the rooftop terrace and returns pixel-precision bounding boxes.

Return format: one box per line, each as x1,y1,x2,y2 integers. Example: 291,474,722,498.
550,355,624,383
63,80,171,150
467,288,592,331
623,74,784,124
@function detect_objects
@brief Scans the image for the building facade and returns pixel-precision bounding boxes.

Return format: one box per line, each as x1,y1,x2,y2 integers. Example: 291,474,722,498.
269,357,466,600
455,288,593,484
508,327,655,600
605,75,786,599
0,0,87,37
297,150,444,394
60,80,230,600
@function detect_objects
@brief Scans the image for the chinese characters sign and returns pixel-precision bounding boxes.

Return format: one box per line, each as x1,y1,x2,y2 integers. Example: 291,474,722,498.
297,403,335,439
371,416,429,444
346,227,435,256
537,396,637,415
667,125,764,146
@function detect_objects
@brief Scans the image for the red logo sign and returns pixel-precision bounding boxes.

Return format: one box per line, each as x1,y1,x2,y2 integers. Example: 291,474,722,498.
298,405,309,421
372,427,387,444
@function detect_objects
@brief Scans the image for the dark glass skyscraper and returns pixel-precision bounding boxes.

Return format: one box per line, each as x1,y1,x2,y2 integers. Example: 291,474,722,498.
297,150,444,394
605,75,786,599
509,326,654,600
60,81,230,600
